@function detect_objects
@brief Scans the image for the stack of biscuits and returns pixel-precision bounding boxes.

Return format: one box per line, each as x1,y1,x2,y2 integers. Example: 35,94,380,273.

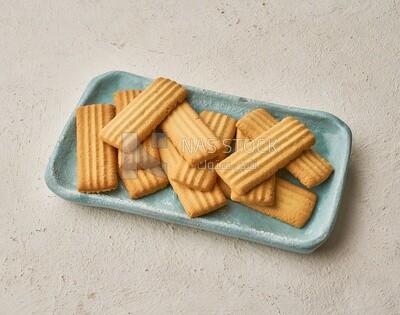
76,77,334,228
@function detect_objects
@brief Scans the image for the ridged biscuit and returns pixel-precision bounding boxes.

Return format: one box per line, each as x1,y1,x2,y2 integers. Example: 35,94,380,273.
100,77,187,151
200,112,237,196
234,129,252,152
114,90,160,170
217,176,231,199
114,90,141,114
76,104,118,193
230,130,275,206
167,110,237,191
157,136,216,191
169,180,227,218
286,150,334,188
236,108,334,187
216,117,316,195
119,167,169,199
236,108,278,138
199,110,236,161
113,90,168,198
159,137,227,218
231,178,275,206
160,102,224,166
169,110,236,191
240,177,317,228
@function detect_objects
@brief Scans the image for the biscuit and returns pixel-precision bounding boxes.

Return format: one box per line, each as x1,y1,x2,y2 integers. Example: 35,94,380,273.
230,130,275,206
159,136,227,218
114,90,160,170
76,104,118,193
100,77,187,151
158,136,216,191
113,90,167,198
236,108,278,138
161,102,224,166
173,162,217,191
199,110,236,161
217,177,231,199
168,111,236,191
231,178,275,206
234,129,243,151
236,108,333,187
119,167,169,199
170,110,237,191
113,90,142,114
169,180,227,218
216,116,316,195
234,129,251,151
285,150,334,188
240,177,317,228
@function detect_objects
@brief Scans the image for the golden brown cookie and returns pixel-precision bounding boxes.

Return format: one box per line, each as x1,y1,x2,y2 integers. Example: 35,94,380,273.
166,110,237,191
236,108,278,138
114,90,160,170
236,108,334,187
168,180,227,218
76,104,118,193
217,176,231,199
240,177,317,228
199,110,236,161
160,102,224,166
100,77,187,151
216,116,316,195
230,177,276,206
113,90,141,114
159,136,227,218
119,167,169,199
114,90,159,168
230,130,275,206
156,135,217,191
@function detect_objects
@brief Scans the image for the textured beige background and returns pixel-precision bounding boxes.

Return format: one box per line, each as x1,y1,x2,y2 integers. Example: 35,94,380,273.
1,0,399,314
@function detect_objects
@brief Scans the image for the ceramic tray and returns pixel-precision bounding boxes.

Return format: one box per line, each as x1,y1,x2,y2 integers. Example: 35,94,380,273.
45,71,352,253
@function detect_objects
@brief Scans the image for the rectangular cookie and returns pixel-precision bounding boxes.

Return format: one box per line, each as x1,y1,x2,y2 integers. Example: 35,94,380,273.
119,167,169,199
100,77,187,151
231,178,275,206
236,108,278,138
239,177,317,228
167,110,237,191
230,129,275,206
76,104,118,193
236,108,334,187
114,89,142,114
160,102,224,166
169,180,227,218
159,136,227,218
114,90,160,170
217,176,231,199
158,136,216,191
199,110,236,161
114,90,168,198
216,116,316,195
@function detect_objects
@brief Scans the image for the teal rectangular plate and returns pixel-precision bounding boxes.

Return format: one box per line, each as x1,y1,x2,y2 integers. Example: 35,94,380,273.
45,71,352,253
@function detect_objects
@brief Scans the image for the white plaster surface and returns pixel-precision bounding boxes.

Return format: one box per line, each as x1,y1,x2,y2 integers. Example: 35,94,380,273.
1,0,399,314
